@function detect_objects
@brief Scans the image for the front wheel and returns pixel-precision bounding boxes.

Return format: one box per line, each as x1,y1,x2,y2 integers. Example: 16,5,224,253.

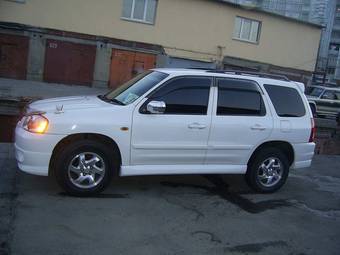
246,148,289,193
54,140,117,196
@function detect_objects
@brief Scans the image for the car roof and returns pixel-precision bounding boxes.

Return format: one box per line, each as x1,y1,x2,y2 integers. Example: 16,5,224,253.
152,68,303,91
154,68,288,80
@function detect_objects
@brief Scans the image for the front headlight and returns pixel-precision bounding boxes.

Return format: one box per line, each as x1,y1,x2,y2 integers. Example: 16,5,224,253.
23,114,49,134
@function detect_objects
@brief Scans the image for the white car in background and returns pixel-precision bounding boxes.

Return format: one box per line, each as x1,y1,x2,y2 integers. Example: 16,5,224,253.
306,85,340,118
15,69,315,196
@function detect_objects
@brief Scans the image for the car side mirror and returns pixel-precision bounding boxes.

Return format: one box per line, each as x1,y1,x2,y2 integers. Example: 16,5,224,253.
147,101,166,114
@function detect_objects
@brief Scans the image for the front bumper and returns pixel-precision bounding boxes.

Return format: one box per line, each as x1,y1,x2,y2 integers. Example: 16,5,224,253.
15,125,66,176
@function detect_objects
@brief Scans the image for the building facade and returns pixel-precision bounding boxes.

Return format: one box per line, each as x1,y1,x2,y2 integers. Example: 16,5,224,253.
0,0,321,87
229,0,340,83
229,0,330,22
331,2,340,83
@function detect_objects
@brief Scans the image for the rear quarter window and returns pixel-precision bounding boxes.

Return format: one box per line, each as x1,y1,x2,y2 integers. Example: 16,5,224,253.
264,84,306,117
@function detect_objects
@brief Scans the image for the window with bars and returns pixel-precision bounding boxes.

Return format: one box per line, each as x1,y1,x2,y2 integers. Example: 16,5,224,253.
233,16,261,44
122,0,157,24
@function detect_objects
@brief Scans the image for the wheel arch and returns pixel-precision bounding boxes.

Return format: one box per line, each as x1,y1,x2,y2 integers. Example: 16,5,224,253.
49,133,122,176
248,141,295,167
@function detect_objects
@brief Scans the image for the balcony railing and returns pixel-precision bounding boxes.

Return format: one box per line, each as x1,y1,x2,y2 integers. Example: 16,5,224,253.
329,49,339,55
327,56,338,67
333,25,340,31
331,38,340,44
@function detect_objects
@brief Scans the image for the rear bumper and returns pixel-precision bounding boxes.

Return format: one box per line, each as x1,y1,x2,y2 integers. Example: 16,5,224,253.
15,125,66,176
291,142,315,169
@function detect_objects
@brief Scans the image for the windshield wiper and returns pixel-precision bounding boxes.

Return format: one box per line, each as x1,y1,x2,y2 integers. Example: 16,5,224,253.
280,114,299,117
98,95,125,105
98,95,108,101
110,98,125,105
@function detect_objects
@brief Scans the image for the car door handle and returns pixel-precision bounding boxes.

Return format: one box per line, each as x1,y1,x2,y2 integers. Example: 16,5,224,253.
250,124,266,131
188,123,206,129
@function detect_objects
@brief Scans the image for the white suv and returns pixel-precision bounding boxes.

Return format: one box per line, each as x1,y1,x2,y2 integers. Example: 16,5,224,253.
15,69,315,196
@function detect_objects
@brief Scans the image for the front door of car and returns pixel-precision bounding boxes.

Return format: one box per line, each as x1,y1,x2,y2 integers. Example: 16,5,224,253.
206,78,272,165
131,76,213,165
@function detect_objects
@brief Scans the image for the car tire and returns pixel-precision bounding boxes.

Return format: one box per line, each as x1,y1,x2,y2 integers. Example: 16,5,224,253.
54,139,118,196
246,148,289,193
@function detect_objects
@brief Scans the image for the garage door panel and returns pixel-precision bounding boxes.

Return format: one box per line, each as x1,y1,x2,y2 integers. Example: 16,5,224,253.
109,49,156,89
44,40,68,84
135,52,156,70
109,49,135,89
44,39,96,86
0,34,29,80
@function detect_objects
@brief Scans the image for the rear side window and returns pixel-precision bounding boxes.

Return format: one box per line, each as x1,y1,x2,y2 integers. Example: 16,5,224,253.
264,84,306,117
147,76,212,115
217,78,266,116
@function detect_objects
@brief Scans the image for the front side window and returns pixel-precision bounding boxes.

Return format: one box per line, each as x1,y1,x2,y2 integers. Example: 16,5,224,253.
103,71,168,105
217,79,265,116
233,16,261,43
264,84,306,117
145,76,212,115
122,0,157,24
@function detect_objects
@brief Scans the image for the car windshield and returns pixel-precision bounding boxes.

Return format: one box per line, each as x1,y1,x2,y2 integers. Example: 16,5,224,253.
307,87,324,97
102,71,169,105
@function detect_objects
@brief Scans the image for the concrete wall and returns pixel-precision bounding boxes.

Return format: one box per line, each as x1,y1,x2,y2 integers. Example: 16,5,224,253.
27,33,46,81
0,0,321,72
93,43,112,88
157,56,217,69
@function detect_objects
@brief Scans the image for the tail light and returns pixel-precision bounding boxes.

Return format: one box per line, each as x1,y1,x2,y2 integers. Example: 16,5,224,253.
309,118,316,142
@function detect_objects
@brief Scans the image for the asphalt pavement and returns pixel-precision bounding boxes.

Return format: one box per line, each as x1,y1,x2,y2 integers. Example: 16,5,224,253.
0,143,340,255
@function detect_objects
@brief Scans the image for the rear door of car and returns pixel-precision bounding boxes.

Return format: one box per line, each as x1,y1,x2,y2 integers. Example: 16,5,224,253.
263,84,311,143
206,78,273,165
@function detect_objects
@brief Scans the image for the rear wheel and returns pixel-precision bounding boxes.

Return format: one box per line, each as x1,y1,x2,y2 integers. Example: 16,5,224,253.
54,139,118,196
246,148,289,193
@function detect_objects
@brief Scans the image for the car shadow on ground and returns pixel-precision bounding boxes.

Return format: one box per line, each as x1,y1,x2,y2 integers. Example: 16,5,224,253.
38,173,292,215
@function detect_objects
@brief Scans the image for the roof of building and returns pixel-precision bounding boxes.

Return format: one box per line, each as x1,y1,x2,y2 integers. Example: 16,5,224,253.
211,0,323,29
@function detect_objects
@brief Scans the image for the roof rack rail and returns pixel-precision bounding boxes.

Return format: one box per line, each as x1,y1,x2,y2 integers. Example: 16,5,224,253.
187,67,217,71
205,69,290,81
